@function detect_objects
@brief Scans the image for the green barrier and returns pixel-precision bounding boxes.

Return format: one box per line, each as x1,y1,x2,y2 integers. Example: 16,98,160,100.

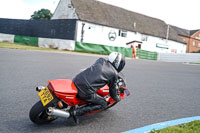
75,41,132,58
136,49,158,60
14,35,38,46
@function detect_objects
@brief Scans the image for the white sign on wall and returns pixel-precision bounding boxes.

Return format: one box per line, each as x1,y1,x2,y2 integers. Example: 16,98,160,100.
156,43,169,49
108,30,117,41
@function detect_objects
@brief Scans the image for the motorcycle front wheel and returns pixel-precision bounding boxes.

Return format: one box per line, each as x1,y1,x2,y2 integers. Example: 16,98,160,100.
29,101,57,125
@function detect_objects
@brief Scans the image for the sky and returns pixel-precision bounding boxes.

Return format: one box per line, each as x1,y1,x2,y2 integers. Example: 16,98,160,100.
0,0,199,30
0,0,59,20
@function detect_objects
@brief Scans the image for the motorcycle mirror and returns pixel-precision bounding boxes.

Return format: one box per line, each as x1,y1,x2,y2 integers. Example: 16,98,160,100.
124,89,130,96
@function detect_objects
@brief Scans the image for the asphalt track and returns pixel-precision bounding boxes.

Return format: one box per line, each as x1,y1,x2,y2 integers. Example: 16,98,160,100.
0,48,200,133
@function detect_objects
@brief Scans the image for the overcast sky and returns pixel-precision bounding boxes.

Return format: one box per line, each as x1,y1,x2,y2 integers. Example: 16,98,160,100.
0,0,199,30
0,0,59,20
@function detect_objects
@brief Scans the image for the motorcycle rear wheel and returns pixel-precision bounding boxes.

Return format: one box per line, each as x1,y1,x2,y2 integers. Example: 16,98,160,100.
29,101,57,125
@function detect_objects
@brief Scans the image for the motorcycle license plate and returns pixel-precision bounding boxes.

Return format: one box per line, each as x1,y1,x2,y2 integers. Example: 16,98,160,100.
38,87,54,106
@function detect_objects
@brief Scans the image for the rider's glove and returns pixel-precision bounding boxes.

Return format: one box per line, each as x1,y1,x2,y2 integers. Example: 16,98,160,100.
110,83,121,102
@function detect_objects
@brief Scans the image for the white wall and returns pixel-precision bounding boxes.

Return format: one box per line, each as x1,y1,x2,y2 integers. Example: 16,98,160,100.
168,40,186,53
52,0,78,19
76,21,141,47
141,35,186,53
76,21,186,53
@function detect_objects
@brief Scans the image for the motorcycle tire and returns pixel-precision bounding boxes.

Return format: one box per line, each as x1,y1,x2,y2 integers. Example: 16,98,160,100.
29,101,57,125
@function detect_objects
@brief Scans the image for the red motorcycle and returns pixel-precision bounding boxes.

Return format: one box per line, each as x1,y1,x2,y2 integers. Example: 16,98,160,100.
29,74,130,125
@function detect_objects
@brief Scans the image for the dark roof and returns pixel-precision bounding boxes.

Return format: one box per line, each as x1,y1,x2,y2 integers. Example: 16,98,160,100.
171,25,199,37
171,25,190,37
71,0,184,43
190,30,199,36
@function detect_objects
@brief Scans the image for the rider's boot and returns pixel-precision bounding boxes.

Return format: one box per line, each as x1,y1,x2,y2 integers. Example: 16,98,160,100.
70,105,102,124
74,105,102,115
70,106,79,124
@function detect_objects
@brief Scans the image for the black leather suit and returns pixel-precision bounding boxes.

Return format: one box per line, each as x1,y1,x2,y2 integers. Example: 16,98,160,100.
73,58,120,116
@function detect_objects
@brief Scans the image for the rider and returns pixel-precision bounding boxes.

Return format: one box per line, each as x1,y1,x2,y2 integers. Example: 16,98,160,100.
70,52,126,124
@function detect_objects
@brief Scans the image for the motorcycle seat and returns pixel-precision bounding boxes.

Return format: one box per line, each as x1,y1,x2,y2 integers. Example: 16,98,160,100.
49,79,78,94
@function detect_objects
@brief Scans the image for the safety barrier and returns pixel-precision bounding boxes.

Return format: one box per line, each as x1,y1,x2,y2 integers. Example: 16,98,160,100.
0,33,75,50
14,35,38,46
136,49,158,60
0,33,132,56
158,53,200,63
75,42,133,58
0,33,14,43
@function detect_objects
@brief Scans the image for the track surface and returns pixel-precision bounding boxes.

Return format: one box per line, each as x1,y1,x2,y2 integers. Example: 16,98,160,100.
0,48,200,133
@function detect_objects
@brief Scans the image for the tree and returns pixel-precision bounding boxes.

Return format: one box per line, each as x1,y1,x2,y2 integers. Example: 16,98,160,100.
31,9,53,20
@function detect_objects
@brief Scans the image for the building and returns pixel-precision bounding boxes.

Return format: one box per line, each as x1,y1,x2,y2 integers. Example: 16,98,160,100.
51,0,187,57
172,26,200,53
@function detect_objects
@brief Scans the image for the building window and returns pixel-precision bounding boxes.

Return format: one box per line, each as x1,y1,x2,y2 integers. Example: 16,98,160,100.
198,42,200,47
193,41,196,46
118,30,127,37
141,35,148,41
68,4,72,8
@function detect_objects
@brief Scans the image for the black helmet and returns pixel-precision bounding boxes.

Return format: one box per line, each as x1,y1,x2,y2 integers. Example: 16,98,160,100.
108,52,126,72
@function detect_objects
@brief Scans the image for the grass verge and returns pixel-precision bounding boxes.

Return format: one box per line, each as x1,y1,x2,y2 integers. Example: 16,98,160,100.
191,63,200,65
150,120,200,133
0,42,65,52
0,42,108,57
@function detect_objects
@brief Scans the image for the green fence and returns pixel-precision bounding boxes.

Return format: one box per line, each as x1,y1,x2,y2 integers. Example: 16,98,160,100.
75,41,133,58
14,35,38,46
136,49,158,60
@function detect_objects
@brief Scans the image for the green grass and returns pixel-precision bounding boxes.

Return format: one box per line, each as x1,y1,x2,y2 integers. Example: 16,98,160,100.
0,42,108,56
150,120,200,133
0,42,64,51
191,63,200,65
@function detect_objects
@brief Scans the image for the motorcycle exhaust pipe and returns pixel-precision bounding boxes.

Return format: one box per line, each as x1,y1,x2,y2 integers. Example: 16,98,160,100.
47,107,70,118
